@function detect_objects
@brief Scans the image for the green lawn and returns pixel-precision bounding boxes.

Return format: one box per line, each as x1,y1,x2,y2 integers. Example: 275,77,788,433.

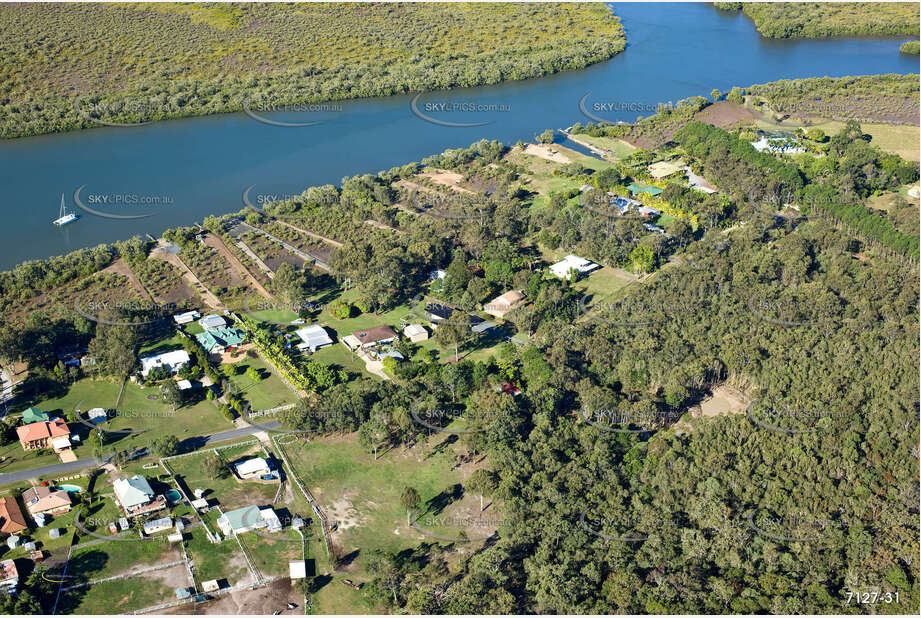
310,343,367,377
183,321,205,335
0,507,78,561
776,120,920,162
28,376,123,417
166,446,277,512
68,535,178,581
251,308,300,324
240,528,304,577
571,266,636,303
225,353,297,411
138,332,187,356
185,526,250,585
0,443,64,475
280,434,503,613
107,381,232,446
57,572,176,614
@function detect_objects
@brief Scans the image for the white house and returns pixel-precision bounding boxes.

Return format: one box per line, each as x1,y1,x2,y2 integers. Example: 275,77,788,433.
173,311,200,325
142,517,173,535
235,457,271,480
549,255,600,280
294,325,333,353
750,136,805,154
139,350,190,378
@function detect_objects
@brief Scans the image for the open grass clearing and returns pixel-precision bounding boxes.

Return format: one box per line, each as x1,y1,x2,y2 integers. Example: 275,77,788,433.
68,536,180,581
240,529,304,577
282,433,502,563
225,352,297,411
57,566,180,614
167,446,277,512
185,525,251,586
571,266,637,303
808,120,920,161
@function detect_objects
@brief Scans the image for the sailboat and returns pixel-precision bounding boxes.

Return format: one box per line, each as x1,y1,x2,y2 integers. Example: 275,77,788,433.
53,193,79,226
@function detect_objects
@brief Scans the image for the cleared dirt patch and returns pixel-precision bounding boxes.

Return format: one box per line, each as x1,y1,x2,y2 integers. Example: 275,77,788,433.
694,101,758,129
697,385,748,418
523,143,571,163
137,561,193,590
163,578,299,615
420,169,475,193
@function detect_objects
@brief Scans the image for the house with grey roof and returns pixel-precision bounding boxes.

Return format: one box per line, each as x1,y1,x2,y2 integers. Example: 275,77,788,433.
294,325,334,353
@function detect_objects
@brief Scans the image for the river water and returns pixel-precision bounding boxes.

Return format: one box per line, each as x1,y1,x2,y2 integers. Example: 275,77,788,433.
0,2,916,269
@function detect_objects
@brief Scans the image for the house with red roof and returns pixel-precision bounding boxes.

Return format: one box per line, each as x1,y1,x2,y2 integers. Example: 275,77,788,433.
16,418,71,451
0,497,28,535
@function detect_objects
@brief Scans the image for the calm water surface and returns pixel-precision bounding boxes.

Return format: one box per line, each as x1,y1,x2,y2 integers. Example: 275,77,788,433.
0,2,916,269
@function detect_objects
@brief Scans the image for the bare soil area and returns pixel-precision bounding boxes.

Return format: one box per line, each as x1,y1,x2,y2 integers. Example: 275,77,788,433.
694,101,758,129
522,143,571,163
163,578,300,615
420,169,476,193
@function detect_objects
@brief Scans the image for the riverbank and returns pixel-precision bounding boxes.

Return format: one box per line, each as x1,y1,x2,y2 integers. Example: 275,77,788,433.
0,2,625,139
0,2,916,269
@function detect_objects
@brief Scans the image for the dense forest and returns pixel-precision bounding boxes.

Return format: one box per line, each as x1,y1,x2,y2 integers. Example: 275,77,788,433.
714,2,919,39
901,40,921,55
0,2,625,138
744,74,920,125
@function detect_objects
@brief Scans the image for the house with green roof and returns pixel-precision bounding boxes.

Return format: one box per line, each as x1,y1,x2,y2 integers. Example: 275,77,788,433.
196,325,246,354
217,505,281,535
21,407,49,425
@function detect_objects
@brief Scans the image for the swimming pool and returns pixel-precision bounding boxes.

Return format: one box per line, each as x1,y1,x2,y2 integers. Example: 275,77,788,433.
56,484,82,493
165,489,182,502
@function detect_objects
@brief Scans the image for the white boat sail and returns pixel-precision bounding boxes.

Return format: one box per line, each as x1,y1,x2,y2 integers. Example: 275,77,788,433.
53,193,79,226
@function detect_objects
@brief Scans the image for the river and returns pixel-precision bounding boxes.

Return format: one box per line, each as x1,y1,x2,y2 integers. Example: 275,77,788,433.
0,2,916,269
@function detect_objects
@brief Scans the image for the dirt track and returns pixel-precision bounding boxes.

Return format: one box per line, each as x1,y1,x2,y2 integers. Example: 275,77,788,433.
203,232,273,301
162,578,300,615
102,258,153,302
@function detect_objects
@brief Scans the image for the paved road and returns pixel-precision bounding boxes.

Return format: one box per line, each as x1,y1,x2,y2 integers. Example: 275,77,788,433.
176,420,279,452
0,421,279,486
0,457,103,485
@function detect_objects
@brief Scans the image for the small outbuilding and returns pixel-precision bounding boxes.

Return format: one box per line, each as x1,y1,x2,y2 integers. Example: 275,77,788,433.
289,560,307,580
235,458,271,480
403,324,428,343
202,579,220,592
